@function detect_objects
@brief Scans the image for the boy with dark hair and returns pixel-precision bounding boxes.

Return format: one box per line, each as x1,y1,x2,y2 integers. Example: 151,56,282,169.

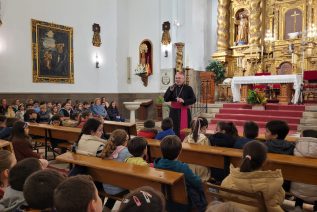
83,101,91,113
137,119,158,139
125,137,148,166
265,120,294,155
234,121,259,149
0,115,12,140
23,169,65,210
155,118,175,140
24,109,38,123
54,175,103,212
154,135,206,212
0,158,42,211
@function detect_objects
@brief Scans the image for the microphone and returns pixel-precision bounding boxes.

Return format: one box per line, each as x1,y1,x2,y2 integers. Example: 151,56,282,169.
169,83,176,91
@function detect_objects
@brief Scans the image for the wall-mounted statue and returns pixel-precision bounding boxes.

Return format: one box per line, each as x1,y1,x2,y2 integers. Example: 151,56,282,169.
235,9,249,45
92,23,101,47
135,40,153,87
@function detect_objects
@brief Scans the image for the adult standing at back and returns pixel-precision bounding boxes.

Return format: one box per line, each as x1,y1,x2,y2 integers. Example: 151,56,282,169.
164,72,196,139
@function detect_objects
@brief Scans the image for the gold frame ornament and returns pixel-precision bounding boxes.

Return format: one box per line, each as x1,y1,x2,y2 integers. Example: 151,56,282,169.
32,19,74,84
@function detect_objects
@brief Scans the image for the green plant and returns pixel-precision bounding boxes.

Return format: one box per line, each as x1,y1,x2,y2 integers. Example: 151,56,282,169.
247,89,267,105
205,60,226,84
155,95,164,105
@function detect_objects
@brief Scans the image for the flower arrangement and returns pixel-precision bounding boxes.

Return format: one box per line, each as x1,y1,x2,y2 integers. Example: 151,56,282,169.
134,64,147,76
247,89,267,105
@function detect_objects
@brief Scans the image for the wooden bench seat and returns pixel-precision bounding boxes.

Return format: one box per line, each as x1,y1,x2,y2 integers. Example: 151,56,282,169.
147,139,317,185
0,140,14,153
56,152,188,205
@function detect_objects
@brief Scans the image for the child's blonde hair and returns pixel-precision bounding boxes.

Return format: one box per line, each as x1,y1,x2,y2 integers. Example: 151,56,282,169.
101,129,128,158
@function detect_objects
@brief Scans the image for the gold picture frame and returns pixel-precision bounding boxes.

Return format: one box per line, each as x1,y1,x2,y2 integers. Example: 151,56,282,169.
32,19,74,83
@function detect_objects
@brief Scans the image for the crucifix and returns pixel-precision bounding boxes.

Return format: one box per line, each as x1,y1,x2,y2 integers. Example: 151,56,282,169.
291,10,300,32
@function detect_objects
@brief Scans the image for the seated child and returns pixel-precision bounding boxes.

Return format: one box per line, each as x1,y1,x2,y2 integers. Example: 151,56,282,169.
23,169,65,211
101,129,131,211
154,135,207,212
0,150,17,199
209,121,237,148
62,111,80,127
221,141,285,212
0,158,43,211
137,119,158,139
265,120,295,155
155,118,175,140
107,101,125,122
183,117,211,182
5,106,15,118
9,121,48,167
37,104,51,123
125,136,149,166
290,129,317,211
118,186,166,212
24,109,38,123
0,116,12,140
54,175,103,212
77,111,93,128
234,121,259,149
265,120,294,192
76,118,107,157
209,121,237,182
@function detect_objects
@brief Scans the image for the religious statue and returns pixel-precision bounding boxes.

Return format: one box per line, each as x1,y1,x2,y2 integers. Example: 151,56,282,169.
135,40,153,87
235,11,249,45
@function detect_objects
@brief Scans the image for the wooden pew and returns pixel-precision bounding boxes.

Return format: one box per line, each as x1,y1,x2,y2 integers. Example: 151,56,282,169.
103,120,137,138
56,152,188,205
147,139,317,185
0,140,14,153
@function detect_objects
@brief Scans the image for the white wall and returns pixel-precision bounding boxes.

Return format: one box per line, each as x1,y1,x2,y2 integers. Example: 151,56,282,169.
0,0,218,93
116,0,161,93
0,0,118,93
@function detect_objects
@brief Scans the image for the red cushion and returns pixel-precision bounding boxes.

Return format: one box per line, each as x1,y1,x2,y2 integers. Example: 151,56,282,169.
304,70,317,80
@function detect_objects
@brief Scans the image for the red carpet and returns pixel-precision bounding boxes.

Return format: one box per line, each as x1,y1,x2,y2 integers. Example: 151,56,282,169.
208,103,306,134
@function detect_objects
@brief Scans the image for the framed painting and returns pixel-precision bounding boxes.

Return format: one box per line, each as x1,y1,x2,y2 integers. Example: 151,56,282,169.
32,19,74,83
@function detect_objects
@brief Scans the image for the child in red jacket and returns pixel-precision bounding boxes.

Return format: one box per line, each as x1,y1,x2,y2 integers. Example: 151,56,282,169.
137,120,158,139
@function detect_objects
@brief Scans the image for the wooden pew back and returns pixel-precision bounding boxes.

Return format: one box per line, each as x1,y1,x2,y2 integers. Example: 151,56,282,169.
0,140,14,153
206,183,267,212
147,139,317,185
56,152,188,204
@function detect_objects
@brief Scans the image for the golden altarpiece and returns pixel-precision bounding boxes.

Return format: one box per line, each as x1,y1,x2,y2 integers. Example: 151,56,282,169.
213,0,317,77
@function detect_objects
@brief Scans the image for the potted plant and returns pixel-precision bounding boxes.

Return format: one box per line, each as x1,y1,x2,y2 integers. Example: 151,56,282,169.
200,60,226,102
205,60,226,84
155,95,164,120
247,89,267,110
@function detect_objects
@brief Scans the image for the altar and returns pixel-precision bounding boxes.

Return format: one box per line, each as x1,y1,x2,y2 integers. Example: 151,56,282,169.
231,74,303,104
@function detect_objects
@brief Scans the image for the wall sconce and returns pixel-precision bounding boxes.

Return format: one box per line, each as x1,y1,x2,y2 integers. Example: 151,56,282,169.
95,54,100,68
162,44,169,57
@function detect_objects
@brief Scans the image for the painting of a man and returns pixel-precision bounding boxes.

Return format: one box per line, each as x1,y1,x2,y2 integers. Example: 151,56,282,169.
32,19,74,83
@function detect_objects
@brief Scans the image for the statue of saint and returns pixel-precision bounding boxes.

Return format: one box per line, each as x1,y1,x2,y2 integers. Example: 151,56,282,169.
235,13,249,45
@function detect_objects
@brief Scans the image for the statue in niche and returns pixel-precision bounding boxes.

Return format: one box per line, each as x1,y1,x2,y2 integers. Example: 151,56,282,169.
134,40,153,87
235,9,249,45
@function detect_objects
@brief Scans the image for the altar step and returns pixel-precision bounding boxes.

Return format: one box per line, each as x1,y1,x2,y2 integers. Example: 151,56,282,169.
207,103,307,134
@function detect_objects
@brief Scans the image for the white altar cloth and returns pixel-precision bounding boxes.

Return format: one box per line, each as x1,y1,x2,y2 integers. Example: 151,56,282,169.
231,74,303,104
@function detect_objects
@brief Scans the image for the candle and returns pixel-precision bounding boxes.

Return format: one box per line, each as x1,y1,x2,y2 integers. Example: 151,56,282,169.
261,46,264,59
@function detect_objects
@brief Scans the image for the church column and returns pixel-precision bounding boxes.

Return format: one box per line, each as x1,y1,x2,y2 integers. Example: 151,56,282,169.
249,0,262,46
273,7,279,40
216,0,230,53
307,0,313,28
